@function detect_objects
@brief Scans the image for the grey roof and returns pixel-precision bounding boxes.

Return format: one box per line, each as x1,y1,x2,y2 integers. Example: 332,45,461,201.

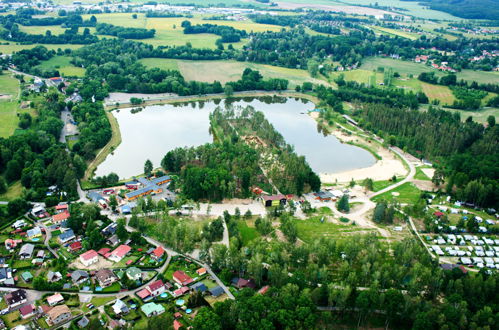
88,192,104,203
71,270,89,282
209,286,224,297
19,244,35,256
0,268,8,280
77,316,89,327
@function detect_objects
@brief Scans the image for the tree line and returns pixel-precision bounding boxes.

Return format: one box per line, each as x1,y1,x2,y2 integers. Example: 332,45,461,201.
181,20,247,43
95,23,156,39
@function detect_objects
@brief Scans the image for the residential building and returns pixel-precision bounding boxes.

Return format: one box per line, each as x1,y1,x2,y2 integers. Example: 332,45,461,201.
95,269,117,287
69,241,82,252
19,244,35,259
77,316,89,328
58,229,75,244
47,293,64,306
112,299,129,315
46,304,71,325
174,320,183,330
47,271,62,282
191,282,208,293
151,246,165,260
173,270,193,286
71,270,89,284
108,245,131,262
262,194,288,207
52,211,70,224
21,271,33,282
140,302,165,317
19,304,36,319
107,235,119,247
126,267,142,281
5,289,27,308
209,286,225,297
136,280,166,301
26,227,42,239
80,250,98,267
196,268,207,276
0,268,11,283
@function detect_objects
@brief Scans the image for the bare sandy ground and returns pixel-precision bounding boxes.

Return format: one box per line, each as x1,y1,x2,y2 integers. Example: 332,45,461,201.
275,2,405,19
105,92,177,105
421,168,435,179
320,127,407,183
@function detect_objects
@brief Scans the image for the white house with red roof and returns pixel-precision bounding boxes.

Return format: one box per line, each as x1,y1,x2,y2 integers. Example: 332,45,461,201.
79,250,98,267
52,211,70,224
136,279,166,301
108,245,131,262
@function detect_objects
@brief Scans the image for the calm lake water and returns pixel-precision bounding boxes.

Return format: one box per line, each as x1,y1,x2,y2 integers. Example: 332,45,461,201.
95,97,375,179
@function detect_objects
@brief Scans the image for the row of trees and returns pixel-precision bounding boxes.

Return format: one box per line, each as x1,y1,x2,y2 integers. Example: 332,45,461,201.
95,23,156,39
181,20,246,43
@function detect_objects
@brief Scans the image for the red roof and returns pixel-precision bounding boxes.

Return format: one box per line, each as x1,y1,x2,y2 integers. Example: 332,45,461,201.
69,241,82,251
434,211,445,217
174,320,183,330
111,245,131,258
19,304,35,316
98,248,111,256
258,285,270,295
173,270,193,285
173,286,189,296
55,204,68,211
80,250,98,261
152,246,165,258
148,279,164,292
53,211,70,222
137,288,150,299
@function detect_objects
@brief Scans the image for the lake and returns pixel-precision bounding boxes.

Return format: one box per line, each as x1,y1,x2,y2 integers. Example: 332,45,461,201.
95,97,375,179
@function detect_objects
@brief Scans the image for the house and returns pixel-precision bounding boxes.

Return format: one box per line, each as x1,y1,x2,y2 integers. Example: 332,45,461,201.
71,270,89,284
52,211,70,224
47,293,64,306
19,244,35,259
174,320,183,330
258,285,270,295
37,250,45,259
190,282,208,293
21,271,33,282
102,223,117,236
46,304,71,325
69,241,82,252
107,235,119,247
31,205,46,218
47,271,62,282
141,302,165,317
209,286,225,297
232,278,256,289
58,229,75,244
173,286,190,297
262,194,288,207
124,176,170,201
196,268,207,276
80,250,98,267
108,245,131,262
173,270,193,286
98,247,111,256
126,267,142,281
136,280,166,301
0,268,11,283
95,269,117,287
19,304,36,319
12,220,26,229
55,204,69,212
5,289,27,308
77,316,89,328
65,92,83,103
315,191,334,201
88,192,105,204
112,299,129,315
5,238,22,250
48,77,64,85
151,246,165,260
26,227,42,239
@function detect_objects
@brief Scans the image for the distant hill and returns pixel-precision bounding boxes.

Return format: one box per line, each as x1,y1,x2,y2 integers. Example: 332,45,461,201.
401,0,499,20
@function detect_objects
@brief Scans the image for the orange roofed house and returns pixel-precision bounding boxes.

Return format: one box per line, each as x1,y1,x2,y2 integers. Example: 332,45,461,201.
172,270,193,286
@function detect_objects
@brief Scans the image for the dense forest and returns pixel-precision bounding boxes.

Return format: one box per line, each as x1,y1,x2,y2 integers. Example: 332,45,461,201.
95,23,156,39
352,103,498,208
402,0,499,20
0,24,98,44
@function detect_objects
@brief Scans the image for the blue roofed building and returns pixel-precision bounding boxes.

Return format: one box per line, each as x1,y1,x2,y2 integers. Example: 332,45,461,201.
191,282,208,293
58,229,75,243
125,176,172,201
209,286,224,297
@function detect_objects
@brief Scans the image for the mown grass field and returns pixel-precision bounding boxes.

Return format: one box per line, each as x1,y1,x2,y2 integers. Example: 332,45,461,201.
434,107,499,124
294,217,377,243
372,182,422,204
237,220,260,246
0,38,83,54
139,58,327,87
0,181,22,201
82,13,283,49
369,26,419,40
35,55,86,77
0,72,20,138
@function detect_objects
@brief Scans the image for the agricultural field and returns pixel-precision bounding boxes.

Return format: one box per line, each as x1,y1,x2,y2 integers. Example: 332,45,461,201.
82,13,283,49
0,39,83,55
361,57,499,84
369,26,420,40
139,58,327,87
0,72,20,138
434,107,499,124
35,55,86,77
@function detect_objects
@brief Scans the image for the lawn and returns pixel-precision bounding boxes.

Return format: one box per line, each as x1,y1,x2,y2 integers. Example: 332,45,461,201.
100,282,121,293
139,58,326,87
329,70,383,85
372,182,422,204
0,71,19,96
0,102,19,138
372,176,403,192
236,221,260,246
293,217,375,243
0,181,23,201
414,167,431,181
36,56,86,77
